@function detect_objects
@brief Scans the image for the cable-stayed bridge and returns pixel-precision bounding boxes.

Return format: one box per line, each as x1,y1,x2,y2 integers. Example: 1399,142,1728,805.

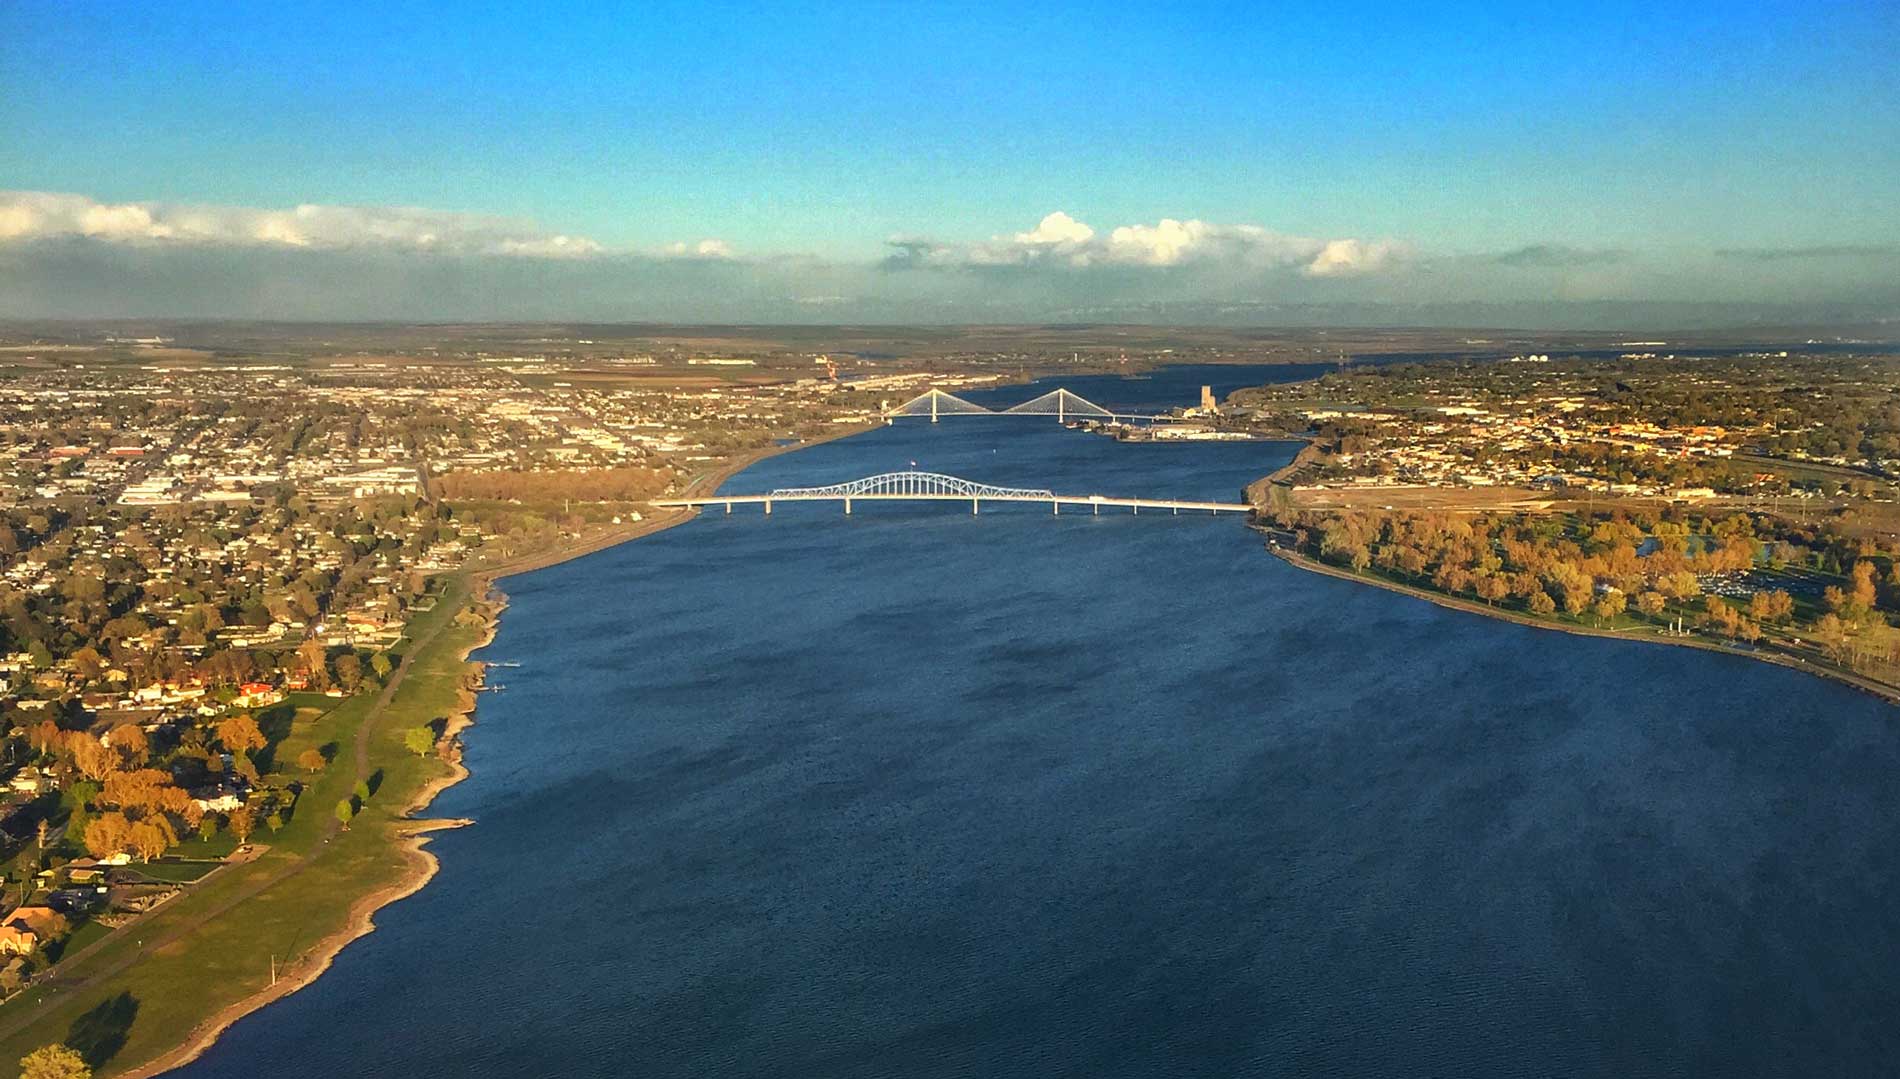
886,388,1137,422
653,470,1251,516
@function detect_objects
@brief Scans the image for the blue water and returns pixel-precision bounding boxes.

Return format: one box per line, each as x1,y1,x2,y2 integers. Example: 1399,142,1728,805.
177,368,1900,1078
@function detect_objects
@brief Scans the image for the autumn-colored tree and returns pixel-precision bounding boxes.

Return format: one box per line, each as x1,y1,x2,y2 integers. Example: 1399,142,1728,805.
1636,591,1667,618
1812,613,1849,660
297,639,331,691
1528,590,1557,616
82,811,133,859
1851,560,1879,612
66,733,120,782
1561,583,1592,617
334,653,363,693
1705,596,1741,636
216,714,268,755
101,769,193,818
105,724,149,768
26,719,61,758
1475,574,1510,607
18,1043,92,1079
297,748,328,773
126,817,176,861
228,805,255,844
70,645,107,683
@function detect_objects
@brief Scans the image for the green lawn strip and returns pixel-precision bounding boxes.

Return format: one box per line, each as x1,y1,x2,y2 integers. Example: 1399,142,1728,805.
0,575,482,1074
116,861,222,885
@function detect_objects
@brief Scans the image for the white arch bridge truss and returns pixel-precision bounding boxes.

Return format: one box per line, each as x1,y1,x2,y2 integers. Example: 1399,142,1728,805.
653,470,1252,517
770,471,1055,501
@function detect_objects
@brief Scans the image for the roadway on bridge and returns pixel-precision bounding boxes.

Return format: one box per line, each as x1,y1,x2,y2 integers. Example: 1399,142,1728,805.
652,470,1253,517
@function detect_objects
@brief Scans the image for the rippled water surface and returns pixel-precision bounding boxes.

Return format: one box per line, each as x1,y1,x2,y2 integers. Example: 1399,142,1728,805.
182,367,1900,1078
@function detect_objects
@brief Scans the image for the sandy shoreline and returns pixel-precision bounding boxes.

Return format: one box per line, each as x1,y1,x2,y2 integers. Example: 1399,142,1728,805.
122,599,499,1078
120,425,875,1076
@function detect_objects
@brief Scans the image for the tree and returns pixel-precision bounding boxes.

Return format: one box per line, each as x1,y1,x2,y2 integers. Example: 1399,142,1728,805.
370,652,393,681
101,770,192,817
298,639,331,691
404,727,436,757
1528,590,1557,616
19,1044,91,1079
1561,583,1592,617
1636,591,1667,618
82,812,133,859
1594,591,1627,624
297,748,327,774
228,805,255,844
68,736,119,782
334,653,363,693
70,646,107,683
126,818,176,862
215,714,267,755
1852,560,1879,612
105,724,149,768
1475,575,1510,607
335,799,356,829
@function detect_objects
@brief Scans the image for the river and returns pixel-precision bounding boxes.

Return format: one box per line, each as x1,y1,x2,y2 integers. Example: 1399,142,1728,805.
180,365,1900,1077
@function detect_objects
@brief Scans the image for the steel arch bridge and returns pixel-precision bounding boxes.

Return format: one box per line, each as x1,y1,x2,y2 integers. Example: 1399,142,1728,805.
652,469,1252,517
770,471,1055,501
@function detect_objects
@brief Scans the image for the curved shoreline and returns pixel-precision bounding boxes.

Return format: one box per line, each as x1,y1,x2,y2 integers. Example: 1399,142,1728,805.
1264,541,1900,707
115,425,877,1076
121,604,499,1078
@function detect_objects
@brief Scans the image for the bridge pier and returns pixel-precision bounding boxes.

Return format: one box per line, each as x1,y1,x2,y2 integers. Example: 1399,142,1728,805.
725,501,732,514
844,497,851,515
971,497,979,515
1052,499,1058,515
764,499,772,516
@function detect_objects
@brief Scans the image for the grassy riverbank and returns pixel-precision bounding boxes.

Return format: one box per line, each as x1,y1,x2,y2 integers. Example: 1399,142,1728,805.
1264,540,1900,707
0,422,878,1076
0,574,491,1076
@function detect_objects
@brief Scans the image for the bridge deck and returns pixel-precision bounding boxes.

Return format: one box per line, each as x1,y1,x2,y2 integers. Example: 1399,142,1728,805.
654,493,1252,513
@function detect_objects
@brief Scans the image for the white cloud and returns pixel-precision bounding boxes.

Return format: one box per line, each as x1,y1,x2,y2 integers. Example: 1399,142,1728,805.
891,211,1404,277
0,190,606,258
662,238,734,259
1014,210,1095,247
1304,238,1403,277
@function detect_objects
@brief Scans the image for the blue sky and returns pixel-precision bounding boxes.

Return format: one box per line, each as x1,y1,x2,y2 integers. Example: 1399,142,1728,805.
2,1,1896,324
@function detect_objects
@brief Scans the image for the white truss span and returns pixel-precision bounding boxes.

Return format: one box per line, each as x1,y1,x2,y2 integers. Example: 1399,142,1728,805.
652,470,1253,516
770,471,1055,501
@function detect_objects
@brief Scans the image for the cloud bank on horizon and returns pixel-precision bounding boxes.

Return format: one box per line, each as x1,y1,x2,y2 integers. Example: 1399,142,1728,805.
1,190,1895,328
884,211,1403,278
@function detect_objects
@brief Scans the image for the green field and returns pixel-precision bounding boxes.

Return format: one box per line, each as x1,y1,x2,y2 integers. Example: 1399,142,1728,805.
0,574,486,1076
